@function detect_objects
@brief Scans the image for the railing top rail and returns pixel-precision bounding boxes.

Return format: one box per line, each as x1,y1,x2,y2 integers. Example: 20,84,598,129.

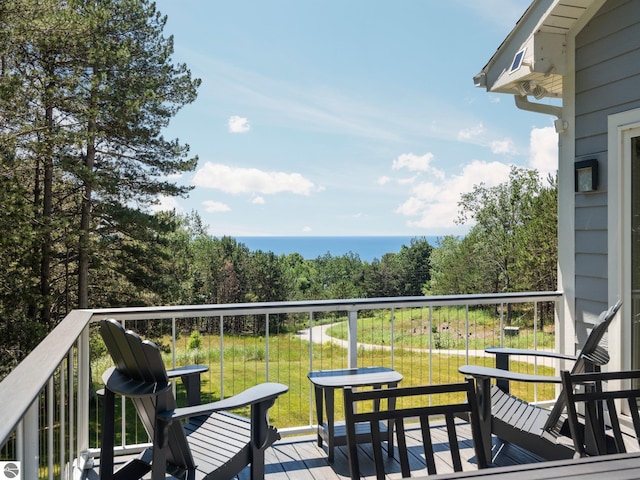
0,291,562,445
89,291,562,321
0,309,93,444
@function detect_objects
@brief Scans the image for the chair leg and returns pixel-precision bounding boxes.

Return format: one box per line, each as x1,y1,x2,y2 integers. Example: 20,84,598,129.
151,398,171,480
99,389,115,480
250,447,265,480
474,377,493,462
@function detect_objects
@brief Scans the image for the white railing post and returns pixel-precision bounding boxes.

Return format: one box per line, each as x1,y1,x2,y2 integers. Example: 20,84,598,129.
77,326,90,466
265,313,270,380
68,348,75,470
500,302,505,346
22,397,39,480
172,317,177,369
219,315,224,399
308,311,314,426
429,307,433,388
47,377,54,480
172,317,177,400
390,308,395,370
534,301,539,402
347,310,358,369
59,357,66,480
465,304,470,364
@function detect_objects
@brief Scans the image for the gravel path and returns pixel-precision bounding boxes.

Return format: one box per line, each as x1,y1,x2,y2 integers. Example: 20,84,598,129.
296,322,491,358
295,322,556,366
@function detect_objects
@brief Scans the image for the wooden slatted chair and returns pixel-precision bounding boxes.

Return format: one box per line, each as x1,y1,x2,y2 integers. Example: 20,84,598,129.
459,300,622,461
343,378,488,480
561,369,640,457
99,318,288,480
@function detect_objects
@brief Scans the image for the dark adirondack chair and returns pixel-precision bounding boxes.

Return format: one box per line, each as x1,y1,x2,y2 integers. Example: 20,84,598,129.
98,318,288,480
343,378,488,480
459,300,621,461
561,369,640,457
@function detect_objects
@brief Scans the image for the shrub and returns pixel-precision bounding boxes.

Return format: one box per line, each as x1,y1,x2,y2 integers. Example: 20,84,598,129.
187,331,202,350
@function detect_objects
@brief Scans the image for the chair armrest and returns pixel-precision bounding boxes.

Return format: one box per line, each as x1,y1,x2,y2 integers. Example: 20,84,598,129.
163,382,288,422
486,347,576,361
166,364,209,406
166,364,209,379
459,365,561,384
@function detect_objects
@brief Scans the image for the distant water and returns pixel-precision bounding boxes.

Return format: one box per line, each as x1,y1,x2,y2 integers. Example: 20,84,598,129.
234,236,439,262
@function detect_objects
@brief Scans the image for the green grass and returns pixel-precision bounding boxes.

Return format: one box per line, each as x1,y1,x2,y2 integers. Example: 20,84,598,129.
90,322,556,447
326,306,555,350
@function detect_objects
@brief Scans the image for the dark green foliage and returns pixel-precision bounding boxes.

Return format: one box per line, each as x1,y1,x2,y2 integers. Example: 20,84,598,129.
0,0,200,374
427,167,558,324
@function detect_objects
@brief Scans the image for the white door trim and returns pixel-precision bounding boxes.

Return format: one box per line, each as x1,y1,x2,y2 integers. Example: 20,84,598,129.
607,109,640,371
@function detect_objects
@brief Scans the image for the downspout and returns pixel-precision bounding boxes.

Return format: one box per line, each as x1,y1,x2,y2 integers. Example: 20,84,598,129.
515,91,569,380
514,94,567,133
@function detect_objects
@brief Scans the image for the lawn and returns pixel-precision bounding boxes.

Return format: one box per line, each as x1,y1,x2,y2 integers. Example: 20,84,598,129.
327,305,556,351
90,318,556,447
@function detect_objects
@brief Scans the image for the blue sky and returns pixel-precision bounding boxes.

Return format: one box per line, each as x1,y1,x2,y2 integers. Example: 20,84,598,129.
153,0,558,237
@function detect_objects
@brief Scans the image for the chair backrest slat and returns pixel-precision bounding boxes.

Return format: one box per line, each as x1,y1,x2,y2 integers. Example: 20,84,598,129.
395,417,410,477
420,415,436,475
343,378,487,480
445,413,463,472
629,397,640,451
561,369,640,457
544,300,622,434
100,319,195,471
577,300,622,369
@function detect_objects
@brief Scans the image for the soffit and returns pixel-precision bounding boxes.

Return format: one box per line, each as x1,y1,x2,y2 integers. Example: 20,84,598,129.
475,0,594,98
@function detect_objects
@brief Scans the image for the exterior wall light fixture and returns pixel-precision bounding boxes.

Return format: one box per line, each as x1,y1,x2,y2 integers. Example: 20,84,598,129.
575,159,598,192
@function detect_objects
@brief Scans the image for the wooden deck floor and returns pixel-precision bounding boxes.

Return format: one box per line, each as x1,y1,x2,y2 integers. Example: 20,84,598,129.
91,419,546,479
241,422,545,480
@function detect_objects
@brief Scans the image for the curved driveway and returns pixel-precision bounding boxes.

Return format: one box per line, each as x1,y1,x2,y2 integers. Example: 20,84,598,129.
296,322,556,367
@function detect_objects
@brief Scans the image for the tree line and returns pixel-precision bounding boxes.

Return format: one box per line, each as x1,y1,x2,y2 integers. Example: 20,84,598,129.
0,0,558,378
0,0,200,374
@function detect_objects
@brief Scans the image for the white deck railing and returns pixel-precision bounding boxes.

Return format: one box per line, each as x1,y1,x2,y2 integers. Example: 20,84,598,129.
0,291,561,479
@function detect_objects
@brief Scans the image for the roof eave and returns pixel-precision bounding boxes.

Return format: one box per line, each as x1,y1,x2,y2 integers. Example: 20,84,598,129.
475,0,594,99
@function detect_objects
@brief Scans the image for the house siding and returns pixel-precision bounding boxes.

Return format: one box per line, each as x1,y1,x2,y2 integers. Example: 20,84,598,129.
574,0,640,325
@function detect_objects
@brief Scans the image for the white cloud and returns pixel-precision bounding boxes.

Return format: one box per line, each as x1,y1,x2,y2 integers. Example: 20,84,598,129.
392,152,434,171
203,200,231,212
377,176,391,185
396,160,512,229
228,115,250,133
490,138,517,155
303,226,312,233
457,123,484,141
193,162,317,195
391,152,444,180
149,195,182,213
396,196,426,217
398,175,419,185
529,126,558,179
252,196,265,204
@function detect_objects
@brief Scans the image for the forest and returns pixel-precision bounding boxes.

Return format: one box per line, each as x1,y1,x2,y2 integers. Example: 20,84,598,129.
0,0,558,378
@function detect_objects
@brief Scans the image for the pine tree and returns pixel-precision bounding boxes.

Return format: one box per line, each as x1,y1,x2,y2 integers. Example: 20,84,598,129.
0,0,200,371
